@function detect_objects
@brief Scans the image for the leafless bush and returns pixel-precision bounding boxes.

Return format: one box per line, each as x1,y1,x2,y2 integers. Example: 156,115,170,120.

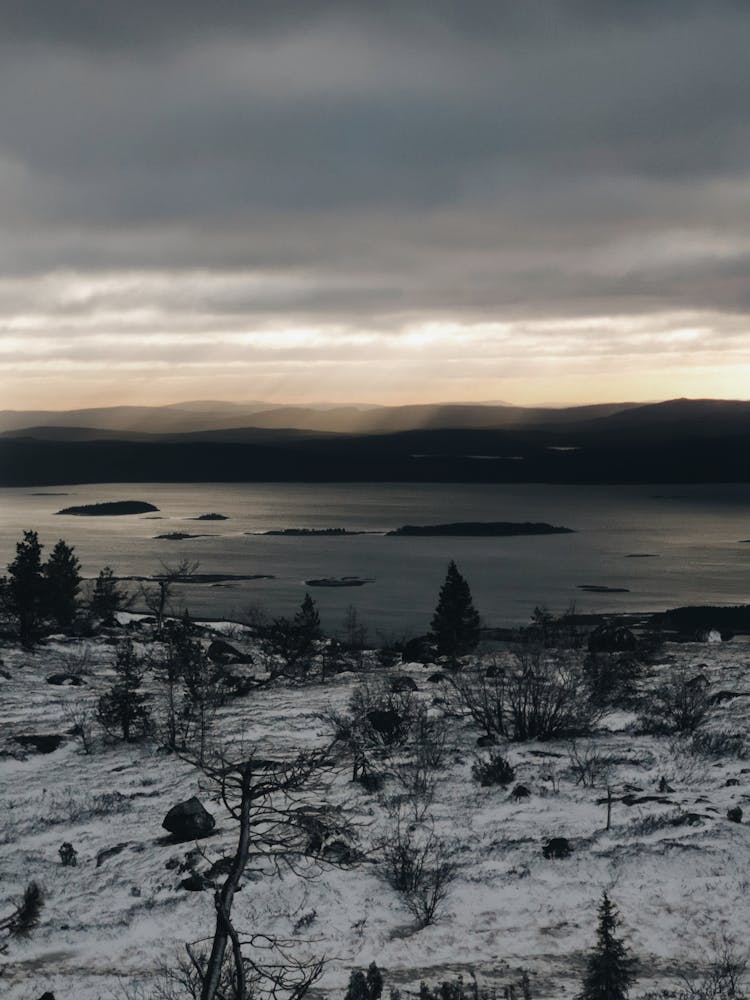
678,937,748,999
61,696,97,754
640,669,711,735
450,649,600,741
568,741,615,788
379,816,457,927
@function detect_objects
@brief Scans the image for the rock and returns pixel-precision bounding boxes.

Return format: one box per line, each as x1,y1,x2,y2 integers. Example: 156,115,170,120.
37,993,56,1000
96,842,131,867
365,708,404,743
427,671,447,683
180,873,208,891
390,675,418,693
588,623,637,654
13,733,64,754
510,784,531,801
47,673,86,686
0,668,12,680
165,856,180,870
542,837,572,859
725,778,741,787
207,639,245,663
162,797,216,842
728,806,743,823
322,839,360,865
476,734,497,748
59,842,78,867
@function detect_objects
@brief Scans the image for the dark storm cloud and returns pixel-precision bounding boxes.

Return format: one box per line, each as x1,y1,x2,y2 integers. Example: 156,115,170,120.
1,1,749,404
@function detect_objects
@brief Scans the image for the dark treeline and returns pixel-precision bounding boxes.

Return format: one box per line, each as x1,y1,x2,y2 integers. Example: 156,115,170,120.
2,425,750,486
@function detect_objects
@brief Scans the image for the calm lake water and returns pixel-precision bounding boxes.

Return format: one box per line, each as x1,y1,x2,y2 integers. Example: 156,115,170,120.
1,482,749,637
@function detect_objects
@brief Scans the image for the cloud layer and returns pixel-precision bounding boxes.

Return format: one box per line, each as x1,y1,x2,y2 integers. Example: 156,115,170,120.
1,2,749,407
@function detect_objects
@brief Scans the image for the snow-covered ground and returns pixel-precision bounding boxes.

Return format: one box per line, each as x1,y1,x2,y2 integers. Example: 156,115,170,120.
1,623,750,999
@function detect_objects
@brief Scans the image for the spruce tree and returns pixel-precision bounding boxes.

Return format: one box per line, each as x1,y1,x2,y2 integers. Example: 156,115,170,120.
4,530,45,644
44,539,81,630
579,892,635,1000
430,560,481,659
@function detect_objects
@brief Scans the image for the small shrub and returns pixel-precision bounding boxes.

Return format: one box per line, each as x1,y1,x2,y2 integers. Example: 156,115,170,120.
639,670,711,735
568,741,615,788
379,818,457,927
689,730,746,759
472,751,515,787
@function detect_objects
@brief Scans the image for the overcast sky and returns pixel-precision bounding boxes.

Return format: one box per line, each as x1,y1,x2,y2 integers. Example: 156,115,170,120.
1,1,749,409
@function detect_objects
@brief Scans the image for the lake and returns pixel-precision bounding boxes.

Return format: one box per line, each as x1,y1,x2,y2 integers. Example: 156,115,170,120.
1,482,749,638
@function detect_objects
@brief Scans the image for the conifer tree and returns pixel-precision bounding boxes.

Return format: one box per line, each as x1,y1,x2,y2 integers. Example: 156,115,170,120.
430,560,481,659
97,640,151,741
579,892,635,1000
90,566,130,622
4,530,45,644
44,539,81,630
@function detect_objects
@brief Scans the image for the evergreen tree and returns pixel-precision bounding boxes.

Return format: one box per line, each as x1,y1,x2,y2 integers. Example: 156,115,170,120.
430,560,481,659
4,530,45,644
90,566,130,622
344,963,383,1000
579,892,635,1000
44,539,81,630
97,640,151,741
269,592,323,673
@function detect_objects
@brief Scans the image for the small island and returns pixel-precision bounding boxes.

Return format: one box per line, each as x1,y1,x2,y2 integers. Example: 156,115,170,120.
56,500,159,516
262,527,368,536
387,521,574,537
577,585,630,593
305,576,373,587
154,532,208,540
191,513,229,521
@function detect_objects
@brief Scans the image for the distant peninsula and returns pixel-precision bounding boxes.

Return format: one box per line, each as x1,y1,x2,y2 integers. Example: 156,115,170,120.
56,500,159,516
305,576,373,587
387,521,574,537
191,512,228,521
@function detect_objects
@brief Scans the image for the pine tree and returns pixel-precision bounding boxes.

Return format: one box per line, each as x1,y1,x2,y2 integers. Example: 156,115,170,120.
90,566,130,622
4,530,45,645
44,539,81,630
579,892,635,1000
344,962,383,1000
430,560,481,659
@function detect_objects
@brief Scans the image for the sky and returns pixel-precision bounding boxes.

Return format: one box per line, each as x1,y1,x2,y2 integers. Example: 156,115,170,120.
1,1,749,411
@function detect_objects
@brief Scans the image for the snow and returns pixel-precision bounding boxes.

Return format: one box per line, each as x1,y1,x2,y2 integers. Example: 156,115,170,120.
1,627,750,998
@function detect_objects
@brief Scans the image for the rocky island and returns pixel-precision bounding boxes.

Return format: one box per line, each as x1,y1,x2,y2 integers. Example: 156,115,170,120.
56,500,159,516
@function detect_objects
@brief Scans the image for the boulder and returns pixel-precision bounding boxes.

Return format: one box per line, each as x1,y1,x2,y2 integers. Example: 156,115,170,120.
542,837,572,859
162,797,215,842
476,734,497,748
365,708,404,743
390,675,418,693
207,639,247,663
728,806,743,824
47,673,86,686
14,733,64,754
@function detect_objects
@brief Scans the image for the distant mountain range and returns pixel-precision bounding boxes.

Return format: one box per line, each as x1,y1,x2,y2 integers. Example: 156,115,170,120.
1,398,749,485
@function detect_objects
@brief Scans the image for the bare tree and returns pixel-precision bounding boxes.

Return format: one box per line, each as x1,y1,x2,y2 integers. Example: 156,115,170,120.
141,559,200,636
182,746,341,1000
